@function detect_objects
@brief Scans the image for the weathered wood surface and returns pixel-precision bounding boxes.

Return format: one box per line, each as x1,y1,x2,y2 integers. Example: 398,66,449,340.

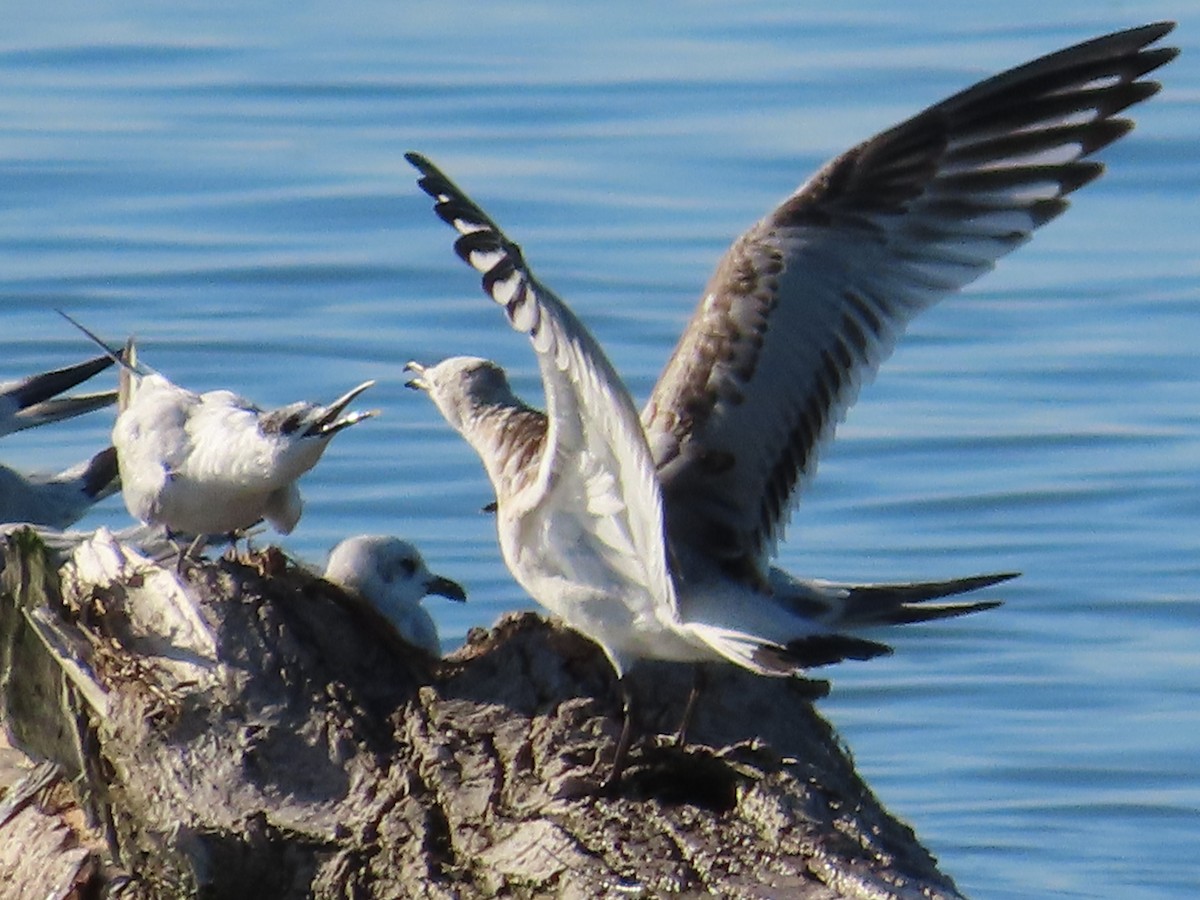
0,528,968,899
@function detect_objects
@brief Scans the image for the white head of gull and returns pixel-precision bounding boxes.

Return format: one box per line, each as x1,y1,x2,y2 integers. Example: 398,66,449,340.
404,24,1177,778
324,535,466,656
60,315,378,544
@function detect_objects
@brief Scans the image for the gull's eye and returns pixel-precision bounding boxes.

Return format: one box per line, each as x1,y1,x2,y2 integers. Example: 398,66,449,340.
260,407,305,436
382,554,418,581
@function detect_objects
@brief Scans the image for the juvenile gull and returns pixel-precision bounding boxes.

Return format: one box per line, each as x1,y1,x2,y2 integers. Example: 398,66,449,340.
324,535,467,656
0,445,119,529
62,317,377,541
0,353,117,437
405,24,1176,767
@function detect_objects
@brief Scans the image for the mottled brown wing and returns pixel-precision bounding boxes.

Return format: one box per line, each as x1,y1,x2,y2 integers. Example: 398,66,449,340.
642,23,1177,580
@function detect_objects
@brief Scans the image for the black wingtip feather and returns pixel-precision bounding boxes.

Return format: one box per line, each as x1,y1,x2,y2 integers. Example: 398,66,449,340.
883,598,1003,626
82,446,119,500
782,634,895,669
847,571,1020,603
481,255,513,289
405,151,435,177
9,354,115,409
452,229,491,264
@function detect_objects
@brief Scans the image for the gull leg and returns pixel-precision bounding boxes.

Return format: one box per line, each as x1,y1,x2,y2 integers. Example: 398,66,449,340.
234,520,268,559
605,677,635,789
176,533,208,574
230,527,253,561
673,665,708,748
185,534,208,557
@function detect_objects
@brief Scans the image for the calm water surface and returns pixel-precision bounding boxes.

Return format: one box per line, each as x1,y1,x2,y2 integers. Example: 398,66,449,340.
2,3,1198,897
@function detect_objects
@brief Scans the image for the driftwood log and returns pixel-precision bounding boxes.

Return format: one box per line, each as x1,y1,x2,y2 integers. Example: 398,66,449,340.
0,528,968,899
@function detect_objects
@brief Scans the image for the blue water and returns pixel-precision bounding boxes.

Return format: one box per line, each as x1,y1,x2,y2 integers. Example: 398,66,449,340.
2,3,1197,897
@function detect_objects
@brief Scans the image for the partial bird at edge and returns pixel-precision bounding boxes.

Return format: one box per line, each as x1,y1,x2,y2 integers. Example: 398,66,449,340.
0,353,117,438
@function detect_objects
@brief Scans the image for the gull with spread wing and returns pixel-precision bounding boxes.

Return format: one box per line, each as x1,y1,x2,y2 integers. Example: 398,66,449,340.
405,24,1176,773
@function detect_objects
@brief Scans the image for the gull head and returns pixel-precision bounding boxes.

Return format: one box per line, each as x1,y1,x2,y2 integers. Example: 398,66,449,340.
405,356,516,434
325,534,466,604
248,380,378,491
259,380,378,440
324,534,466,655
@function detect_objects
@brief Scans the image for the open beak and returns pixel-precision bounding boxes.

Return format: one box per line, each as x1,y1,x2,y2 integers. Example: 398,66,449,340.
426,574,467,603
404,361,428,391
324,380,376,417
308,380,378,436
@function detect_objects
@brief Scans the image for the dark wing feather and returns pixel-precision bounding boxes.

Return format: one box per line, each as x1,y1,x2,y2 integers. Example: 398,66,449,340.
642,23,1177,581
0,354,117,437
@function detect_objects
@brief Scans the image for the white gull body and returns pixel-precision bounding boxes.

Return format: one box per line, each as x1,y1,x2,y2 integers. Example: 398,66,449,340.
406,24,1175,679
323,535,467,655
62,328,378,538
115,353,376,537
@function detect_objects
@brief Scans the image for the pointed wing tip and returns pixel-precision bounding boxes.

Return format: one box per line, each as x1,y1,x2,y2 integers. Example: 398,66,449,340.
900,570,1020,602
908,597,1004,623
1095,21,1178,81
980,571,1021,588
82,446,120,500
1142,21,1176,41
1082,20,1175,55
7,354,117,413
405,151,436,184
406,151,447,201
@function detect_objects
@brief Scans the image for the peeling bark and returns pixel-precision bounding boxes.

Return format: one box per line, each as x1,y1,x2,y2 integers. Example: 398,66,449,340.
0,528,967,899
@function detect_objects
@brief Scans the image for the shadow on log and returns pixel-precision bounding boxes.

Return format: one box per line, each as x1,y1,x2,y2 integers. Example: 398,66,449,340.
0,528,967,899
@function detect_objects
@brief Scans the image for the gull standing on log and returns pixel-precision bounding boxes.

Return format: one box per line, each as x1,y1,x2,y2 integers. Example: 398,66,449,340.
405,24,1176,766
62,316,377,542
324,535,467,656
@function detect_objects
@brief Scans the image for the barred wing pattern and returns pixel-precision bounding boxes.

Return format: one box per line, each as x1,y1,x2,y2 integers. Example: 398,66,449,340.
407,153,680,621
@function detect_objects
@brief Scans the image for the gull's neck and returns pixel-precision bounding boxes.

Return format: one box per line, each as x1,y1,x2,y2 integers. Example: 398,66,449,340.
460,401,547,510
